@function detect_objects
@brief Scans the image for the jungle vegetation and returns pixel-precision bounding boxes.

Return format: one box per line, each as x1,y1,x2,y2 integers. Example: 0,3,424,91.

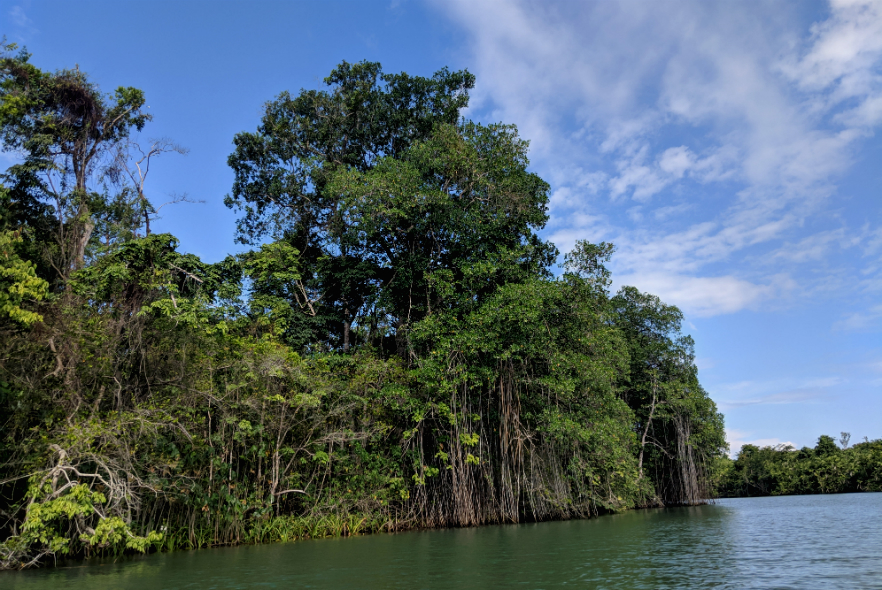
718,434,882,497
0,43,726,569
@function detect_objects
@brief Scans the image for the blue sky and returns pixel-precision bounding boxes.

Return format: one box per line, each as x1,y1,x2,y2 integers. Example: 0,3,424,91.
5,0,881,452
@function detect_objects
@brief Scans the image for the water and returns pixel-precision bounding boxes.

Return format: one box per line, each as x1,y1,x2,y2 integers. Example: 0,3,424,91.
3,493,880,589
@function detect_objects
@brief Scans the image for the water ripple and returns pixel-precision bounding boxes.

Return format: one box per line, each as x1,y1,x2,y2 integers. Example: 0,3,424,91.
3,493,880,589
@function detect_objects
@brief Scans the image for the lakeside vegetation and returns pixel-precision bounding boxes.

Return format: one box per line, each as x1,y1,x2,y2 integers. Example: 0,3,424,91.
718,434,882,497
0,43,730,568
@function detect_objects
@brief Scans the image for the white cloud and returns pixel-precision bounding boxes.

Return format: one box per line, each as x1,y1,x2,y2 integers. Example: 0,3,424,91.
615,273,783,317
653,203,692,222
772,228,852,262
9,6,29,27
834,303,882,330
8,5,38,41
726,428,796,456
546,211,610,255
782,0,882,126
722,389,827,408
658,146,695,179
714,376,842,416
610,149,668,202
436,0,882,317
695,356,715,371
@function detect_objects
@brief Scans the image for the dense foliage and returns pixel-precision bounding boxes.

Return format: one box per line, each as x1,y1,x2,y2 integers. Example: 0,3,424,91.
0,44,726,569
719,435,882,497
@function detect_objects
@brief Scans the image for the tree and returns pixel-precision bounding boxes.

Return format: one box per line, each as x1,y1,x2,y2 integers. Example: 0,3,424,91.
226,61,556,354
226,61,476,352
815,434,838,457
0,42,150,274
109,138,190,237
611,285,725,504
327,122,556,340
0,228,48,326
0,52,732,567
717,437,882,497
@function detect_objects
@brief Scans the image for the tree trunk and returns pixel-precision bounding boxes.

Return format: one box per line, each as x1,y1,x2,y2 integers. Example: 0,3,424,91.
638,374,659,478
74,217,94,268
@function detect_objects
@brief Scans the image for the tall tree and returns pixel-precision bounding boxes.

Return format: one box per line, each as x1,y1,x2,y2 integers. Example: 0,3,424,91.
612,286,725,504
0,42,150,274
226,61,478,351
226,61,556,353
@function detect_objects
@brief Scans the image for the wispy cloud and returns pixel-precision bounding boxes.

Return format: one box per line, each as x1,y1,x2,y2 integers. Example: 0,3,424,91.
9,6,29,27
613,272,791,317
436,0,882,317
726,428,796,456
722,390,825,409
714,375,842,410
8,5,38,42
780,0,882,127
834,303,882,331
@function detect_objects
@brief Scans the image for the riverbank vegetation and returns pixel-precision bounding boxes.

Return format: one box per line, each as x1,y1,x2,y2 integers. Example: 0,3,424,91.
0,44,726,569
718,435,882,497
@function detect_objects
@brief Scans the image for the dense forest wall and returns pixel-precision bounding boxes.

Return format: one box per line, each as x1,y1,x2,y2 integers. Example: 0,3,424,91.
0,44,726,569
719,436,882,497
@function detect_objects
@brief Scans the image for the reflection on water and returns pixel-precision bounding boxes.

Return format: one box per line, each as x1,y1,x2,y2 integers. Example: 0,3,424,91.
3,493,880,589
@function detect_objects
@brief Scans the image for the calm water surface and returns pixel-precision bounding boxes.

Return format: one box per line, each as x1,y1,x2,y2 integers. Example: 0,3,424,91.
2,493,880,589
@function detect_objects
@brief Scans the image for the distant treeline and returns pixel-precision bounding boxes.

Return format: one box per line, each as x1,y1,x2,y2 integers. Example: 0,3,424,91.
718,435,882,497
0,42,726,569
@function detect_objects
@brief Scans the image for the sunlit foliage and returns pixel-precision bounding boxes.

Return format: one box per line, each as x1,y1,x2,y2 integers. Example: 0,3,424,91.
0,49,726,569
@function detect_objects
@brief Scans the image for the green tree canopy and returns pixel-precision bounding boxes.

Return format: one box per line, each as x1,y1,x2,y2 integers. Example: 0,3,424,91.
226,61,555,352
0,55,729,569
0,41,150,273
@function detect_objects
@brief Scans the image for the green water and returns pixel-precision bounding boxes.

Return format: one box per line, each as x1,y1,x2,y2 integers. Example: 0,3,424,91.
3,493,880,589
